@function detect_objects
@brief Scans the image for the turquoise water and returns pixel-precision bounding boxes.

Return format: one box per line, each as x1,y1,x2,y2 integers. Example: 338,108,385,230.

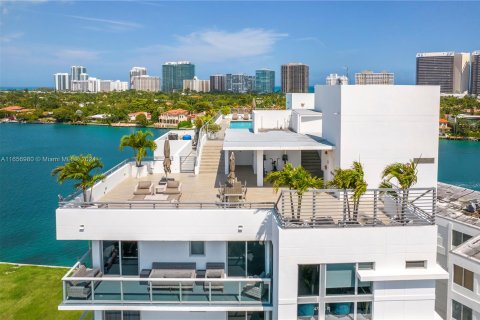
230,121,253,129
0,124,168,266
0,124,478,266
438,139,480,191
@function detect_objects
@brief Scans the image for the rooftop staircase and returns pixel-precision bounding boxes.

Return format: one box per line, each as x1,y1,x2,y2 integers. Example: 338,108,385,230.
200,141,225,174
301,150,323,178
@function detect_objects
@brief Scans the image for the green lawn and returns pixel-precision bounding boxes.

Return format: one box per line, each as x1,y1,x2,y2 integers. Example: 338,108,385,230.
0,263,89,320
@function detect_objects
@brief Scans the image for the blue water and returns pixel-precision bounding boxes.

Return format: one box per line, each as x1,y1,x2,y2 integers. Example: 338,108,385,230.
0,124,478,266
230,121,253,129
0,123,169,266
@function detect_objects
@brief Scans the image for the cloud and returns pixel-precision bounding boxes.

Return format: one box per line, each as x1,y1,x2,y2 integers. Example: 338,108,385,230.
295,36,326,47
0,32,24,43
138,28,287,63
68,15,142,31
54,49,102,61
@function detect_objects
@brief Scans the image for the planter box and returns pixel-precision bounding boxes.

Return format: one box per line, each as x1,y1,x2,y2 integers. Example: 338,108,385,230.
131,164,149,178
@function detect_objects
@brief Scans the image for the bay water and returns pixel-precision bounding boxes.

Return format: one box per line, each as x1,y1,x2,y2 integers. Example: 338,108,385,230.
0,123,478,266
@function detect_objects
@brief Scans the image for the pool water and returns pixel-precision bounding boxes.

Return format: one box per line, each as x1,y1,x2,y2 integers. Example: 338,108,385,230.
230,121,253,129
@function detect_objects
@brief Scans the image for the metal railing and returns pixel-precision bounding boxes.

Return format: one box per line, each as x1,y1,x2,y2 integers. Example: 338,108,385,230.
194,111,222,173
58,201,276,210
180,155,196,173
276,187,436,228
62,274,271,305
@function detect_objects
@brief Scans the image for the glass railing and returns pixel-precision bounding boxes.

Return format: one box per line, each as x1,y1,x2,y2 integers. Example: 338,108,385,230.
62,274,271,305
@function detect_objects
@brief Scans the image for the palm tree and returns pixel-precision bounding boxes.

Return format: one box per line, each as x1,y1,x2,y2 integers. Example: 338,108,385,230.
265,163,323,219
52,154,105,202
328,161,367,221
119,130,157,167
380,159,419,221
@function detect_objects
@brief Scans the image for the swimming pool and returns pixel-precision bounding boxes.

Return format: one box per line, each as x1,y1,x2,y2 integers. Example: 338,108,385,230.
230,121,253,129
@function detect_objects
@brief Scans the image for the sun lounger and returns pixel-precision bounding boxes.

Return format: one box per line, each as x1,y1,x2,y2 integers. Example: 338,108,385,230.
134,181,153,195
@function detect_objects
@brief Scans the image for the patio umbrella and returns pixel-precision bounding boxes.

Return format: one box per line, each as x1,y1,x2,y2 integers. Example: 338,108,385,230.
163,139,171,176
227,151,236,185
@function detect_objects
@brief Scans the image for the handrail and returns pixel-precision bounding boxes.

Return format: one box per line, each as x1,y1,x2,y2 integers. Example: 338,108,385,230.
63,275,271,282
59,201,276,209
194,111,222,171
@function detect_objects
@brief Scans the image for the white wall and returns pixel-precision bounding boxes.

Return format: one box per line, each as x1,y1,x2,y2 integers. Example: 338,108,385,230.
252,110,291,133
233,150,254,166
138,241,226,270
317,85,440,188
57,208,273,242
89,162,131,201
286,93,315,110
274,225,442,319
298,115,322,135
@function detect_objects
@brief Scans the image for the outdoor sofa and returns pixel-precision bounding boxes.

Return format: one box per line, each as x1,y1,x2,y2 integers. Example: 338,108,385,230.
134,181,154,195
203,262,225,291
66,265,103,299
149,262,196,290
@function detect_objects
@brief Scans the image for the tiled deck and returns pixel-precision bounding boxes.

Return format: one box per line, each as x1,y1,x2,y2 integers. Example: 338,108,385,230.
98,165,280,204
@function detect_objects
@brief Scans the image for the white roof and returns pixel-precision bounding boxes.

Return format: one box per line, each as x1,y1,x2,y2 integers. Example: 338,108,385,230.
293,109,322,116
223,129,334,151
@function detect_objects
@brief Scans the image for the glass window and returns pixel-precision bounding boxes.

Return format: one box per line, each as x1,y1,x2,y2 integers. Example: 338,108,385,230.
454,264,474,291
358,279,373,294
246,311,265,320
228,312,267,320
452,300,473,320
247,242,266,277
190,241,205,256
357,301,372,320
228,242,246,276
123,311,140,320
104,311,121,320
121,241,138,275
103,241,120,275
228,312,245,320
452,231,472,247
325,302,353,319
298,303,319,319
405,260,426,268
298,265,320,296
326,264,355,295
358,262,375,270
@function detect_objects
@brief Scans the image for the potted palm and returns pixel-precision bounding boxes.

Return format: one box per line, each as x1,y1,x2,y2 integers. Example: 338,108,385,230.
380,159,419,222
207,123,221,139
265,163,323,219
52,154,105,203
328,161,367,222
119,130,157,177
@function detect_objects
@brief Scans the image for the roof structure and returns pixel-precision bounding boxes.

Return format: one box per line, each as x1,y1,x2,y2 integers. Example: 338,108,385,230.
223,128,334,151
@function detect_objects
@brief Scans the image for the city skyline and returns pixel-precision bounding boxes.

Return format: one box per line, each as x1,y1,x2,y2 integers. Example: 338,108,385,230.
1,1,479,87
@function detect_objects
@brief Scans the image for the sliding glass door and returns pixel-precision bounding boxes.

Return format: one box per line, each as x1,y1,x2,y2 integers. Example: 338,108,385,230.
227,241,270,277
102,241,138,276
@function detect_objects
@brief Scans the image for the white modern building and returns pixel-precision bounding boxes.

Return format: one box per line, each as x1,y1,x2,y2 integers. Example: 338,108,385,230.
325,74,349,86
56,85,446,320
183,76,210,92
54,73,71,91
131,75,160,92
355,71,394,85
130,67,148,89
435,183,480,320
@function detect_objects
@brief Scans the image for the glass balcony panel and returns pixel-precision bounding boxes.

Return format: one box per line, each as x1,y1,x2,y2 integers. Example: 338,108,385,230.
358,279,373,294
241,281,267,303
211,281,241,302
357,301,373,320
122,280,149,301
298,303,319,320
325,302,354,319
93,280,122,301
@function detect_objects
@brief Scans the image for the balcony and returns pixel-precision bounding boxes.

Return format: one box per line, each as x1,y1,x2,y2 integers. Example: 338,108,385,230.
61,262,272,308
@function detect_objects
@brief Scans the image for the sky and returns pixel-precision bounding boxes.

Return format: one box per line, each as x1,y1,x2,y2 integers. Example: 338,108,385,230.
0,1,479,87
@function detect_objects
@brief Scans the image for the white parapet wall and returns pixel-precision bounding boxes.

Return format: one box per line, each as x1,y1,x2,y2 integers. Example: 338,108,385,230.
316,85,440,188
286,93,315,110
252,110,292,133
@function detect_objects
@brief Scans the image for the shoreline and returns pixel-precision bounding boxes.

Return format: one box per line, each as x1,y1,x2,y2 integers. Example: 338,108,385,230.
0,120,184,129
440,136,480,142
0,261,69,268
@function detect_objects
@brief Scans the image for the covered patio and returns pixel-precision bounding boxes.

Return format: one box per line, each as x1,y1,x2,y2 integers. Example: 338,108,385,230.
223,129,334,186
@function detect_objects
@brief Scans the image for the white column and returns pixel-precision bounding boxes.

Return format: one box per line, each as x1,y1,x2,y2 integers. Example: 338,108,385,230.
256,150,264,187
224,150,229,175
253,151,257,174
91,240,102,269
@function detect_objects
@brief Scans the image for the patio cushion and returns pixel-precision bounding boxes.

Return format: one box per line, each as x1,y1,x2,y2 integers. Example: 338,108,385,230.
206,269,223,278
138,181,152,189
164,188,180,194
134,189,151,195
167,180,180,188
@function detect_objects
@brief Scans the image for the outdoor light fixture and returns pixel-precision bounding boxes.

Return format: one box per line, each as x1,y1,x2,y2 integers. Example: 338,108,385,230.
282,154,288,162
238,225,243,233
79,225,85,232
